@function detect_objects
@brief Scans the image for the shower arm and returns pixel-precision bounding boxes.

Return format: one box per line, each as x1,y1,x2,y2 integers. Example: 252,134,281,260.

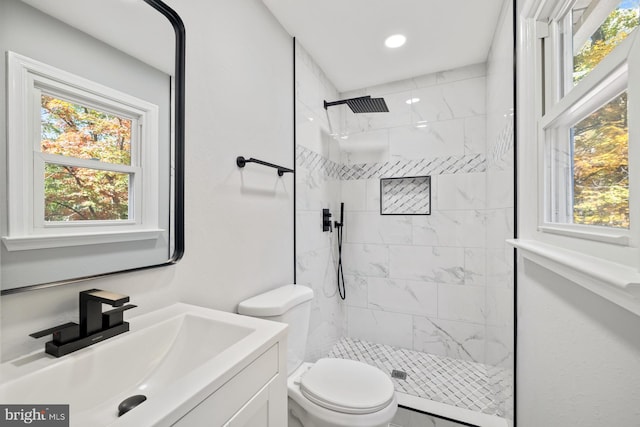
323,96,371,109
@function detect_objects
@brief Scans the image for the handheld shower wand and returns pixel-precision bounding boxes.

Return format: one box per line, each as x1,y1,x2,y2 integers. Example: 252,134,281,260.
334,202,344,229
334,203,346,300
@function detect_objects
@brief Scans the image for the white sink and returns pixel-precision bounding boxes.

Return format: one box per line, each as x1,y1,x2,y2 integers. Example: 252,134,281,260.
0,303,287,426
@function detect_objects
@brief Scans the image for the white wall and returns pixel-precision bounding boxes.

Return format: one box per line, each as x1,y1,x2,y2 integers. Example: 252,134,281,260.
0,0,294,362
172,0,293,311
517,259,640,426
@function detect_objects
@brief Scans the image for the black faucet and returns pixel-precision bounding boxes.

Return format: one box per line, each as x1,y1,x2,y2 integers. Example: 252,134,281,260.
79,289,130,336
30,289,136,357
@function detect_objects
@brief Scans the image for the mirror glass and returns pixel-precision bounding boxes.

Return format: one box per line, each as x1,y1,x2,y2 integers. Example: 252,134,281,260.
0,0,184,293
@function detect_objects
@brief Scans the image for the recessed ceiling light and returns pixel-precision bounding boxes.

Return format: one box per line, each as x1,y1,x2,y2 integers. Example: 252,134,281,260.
406,97,420,105
385,34,406,48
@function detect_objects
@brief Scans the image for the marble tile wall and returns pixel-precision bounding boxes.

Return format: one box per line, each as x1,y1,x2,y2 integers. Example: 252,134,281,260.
294,41,345,362
297,144,487,180
330,63,496,365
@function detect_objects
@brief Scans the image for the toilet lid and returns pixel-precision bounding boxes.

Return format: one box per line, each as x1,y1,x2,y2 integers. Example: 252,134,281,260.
300,358,395,415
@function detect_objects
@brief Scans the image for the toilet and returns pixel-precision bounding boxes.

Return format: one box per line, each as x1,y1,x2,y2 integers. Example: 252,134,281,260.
238,285,397,427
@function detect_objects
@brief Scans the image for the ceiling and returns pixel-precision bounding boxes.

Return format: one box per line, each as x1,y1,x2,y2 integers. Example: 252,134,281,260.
262,0,506,92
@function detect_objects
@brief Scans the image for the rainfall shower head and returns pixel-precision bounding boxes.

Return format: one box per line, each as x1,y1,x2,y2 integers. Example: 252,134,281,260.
324,96,389,114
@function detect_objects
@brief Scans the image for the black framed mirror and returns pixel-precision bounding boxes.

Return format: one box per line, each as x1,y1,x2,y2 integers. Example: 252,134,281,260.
0,0,184,294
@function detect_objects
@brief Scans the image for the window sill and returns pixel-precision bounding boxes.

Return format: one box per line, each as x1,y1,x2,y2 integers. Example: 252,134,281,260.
538,224,630,246
2,229,164,251
508,239,640,316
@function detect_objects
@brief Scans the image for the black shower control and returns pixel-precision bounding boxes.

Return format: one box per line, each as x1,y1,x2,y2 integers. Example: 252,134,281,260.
322,209,333,232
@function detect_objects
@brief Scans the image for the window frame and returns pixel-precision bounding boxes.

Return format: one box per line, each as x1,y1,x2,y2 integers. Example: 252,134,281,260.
3,51,162,251
538,1,639,247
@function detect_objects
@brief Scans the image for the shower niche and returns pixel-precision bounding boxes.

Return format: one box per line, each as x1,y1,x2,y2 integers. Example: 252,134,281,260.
379,176,431,216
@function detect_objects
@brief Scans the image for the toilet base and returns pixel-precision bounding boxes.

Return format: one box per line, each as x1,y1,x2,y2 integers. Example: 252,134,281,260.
288,400,304,427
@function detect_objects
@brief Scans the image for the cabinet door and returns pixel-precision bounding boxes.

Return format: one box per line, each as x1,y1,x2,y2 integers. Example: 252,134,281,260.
225,372,287,427
224,382,270,427
172,345,281,426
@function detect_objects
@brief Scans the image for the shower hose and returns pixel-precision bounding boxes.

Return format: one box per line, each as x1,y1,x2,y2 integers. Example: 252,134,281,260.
337,222,346,300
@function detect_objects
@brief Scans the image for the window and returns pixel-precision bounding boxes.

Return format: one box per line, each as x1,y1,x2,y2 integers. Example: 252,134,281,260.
40,94,135,223
515,0,640,311
540,0,639,245
562,0,640,89
571,92,628,228
3,52,161,250
547,89,629,229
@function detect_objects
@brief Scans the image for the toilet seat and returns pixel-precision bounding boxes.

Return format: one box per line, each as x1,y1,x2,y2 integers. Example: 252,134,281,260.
299,358,395,415
288,361,398,427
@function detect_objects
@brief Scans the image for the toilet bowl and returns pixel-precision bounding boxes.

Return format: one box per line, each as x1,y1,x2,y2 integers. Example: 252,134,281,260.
287,360,397,427
238,285,397,427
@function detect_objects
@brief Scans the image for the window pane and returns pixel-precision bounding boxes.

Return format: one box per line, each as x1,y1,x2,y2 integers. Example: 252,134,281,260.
571,0,639,85
41,95,132,165
44,163,130,221
572,92,628,228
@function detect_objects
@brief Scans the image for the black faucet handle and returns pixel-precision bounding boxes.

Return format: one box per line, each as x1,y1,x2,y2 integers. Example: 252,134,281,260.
80,289,130,306
30,322,80,345
102,304,137,329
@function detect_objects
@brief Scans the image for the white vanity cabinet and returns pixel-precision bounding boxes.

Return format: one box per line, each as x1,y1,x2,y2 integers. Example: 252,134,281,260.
0,304,288,427
173,344,287,426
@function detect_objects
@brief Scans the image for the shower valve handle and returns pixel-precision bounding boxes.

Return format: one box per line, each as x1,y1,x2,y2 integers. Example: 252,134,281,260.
322,209,333,232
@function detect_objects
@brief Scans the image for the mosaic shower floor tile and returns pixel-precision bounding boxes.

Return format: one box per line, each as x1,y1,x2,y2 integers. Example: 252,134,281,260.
327,337,512,418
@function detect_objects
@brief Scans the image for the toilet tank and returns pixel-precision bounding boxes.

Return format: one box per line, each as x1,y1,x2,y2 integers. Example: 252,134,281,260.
237,285,314,375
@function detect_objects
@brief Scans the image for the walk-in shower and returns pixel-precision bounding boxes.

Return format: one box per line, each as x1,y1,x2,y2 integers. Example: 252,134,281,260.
293,1,515,425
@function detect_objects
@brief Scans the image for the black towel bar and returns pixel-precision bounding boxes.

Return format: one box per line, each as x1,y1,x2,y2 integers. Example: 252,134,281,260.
236,156,294,176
